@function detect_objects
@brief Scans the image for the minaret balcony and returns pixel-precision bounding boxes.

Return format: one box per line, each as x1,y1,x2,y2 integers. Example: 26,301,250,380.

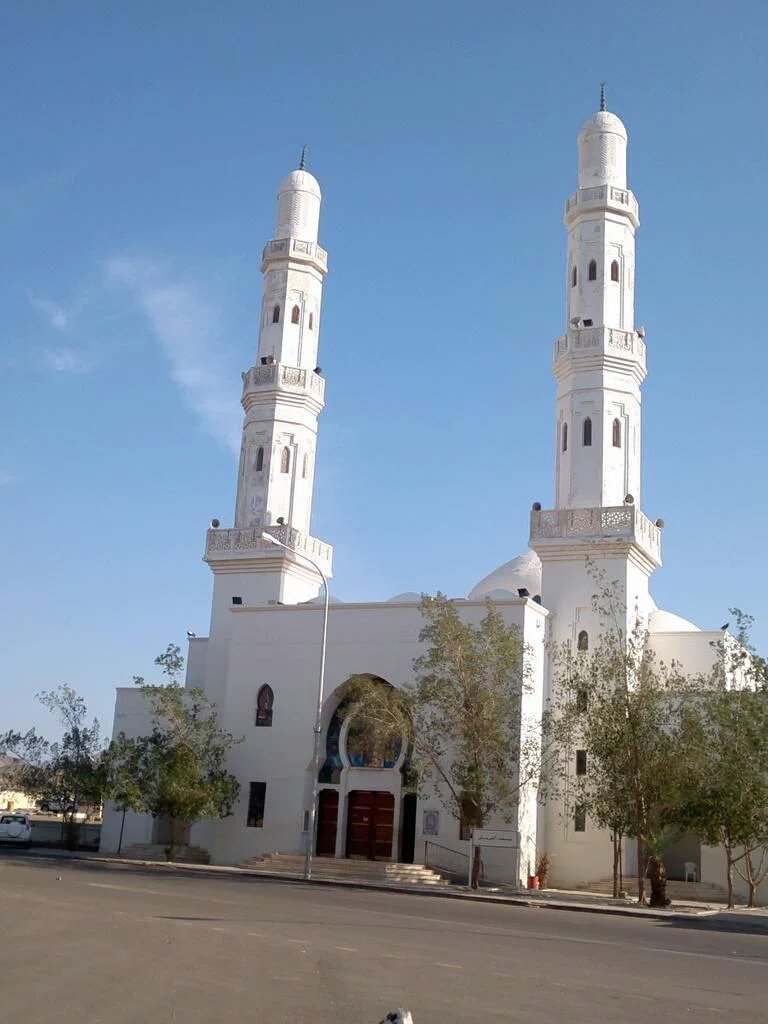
564,185,639,228
553,326,646,379
205,523,333,576
260,237,328,273
241,362,325,406
530,504,661,566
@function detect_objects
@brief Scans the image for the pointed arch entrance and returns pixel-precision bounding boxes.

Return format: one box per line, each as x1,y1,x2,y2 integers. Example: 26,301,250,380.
316,675,408,861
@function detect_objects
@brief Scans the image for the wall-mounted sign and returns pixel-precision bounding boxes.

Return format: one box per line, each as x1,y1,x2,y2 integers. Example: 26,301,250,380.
422,810,440,836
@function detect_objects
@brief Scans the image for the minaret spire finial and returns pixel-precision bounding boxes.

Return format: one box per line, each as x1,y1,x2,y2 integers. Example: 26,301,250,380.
299,144,307,171
599,82,606,112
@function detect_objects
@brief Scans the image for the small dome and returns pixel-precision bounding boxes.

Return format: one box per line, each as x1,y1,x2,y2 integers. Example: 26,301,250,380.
303,593,344,605
278,168,321,199
386,592,421,604
468,550,542,601
578,110,627,141
648,609,700,633
577,108,628,190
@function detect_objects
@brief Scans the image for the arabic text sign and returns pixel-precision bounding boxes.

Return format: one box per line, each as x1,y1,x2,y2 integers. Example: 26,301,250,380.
471,828,519,848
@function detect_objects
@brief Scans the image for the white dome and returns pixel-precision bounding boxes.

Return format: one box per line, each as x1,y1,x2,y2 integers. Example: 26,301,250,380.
303,593,344,605
386,592,421,604
648,609,700,633
578,109,628,190
278,168,321,199
468,550,542,601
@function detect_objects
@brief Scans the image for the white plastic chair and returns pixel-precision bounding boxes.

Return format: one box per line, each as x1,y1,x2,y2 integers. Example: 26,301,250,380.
684,861,697,882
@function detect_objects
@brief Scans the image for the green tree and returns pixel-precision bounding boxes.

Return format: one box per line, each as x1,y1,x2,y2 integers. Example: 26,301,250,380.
109,645,241,861
1,686,106,846
677,616,768,907
340,595,543,887
544,566,694,906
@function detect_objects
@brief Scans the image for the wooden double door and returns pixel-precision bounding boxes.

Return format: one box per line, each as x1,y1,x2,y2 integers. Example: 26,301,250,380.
345,790,394,861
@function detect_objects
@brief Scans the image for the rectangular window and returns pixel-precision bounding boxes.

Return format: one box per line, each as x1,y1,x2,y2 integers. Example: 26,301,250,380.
576,750,587,776
247,782,266,828
574,804,587,832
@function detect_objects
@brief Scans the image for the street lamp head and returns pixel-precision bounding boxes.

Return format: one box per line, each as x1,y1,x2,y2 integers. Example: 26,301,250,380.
261,532,282,547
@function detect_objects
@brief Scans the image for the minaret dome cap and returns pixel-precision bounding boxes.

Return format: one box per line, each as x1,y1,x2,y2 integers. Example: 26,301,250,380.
577,107,628,190
278,168,322,200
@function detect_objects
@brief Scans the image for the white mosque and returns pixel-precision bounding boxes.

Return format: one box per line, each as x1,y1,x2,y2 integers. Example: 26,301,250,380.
101,96,732,892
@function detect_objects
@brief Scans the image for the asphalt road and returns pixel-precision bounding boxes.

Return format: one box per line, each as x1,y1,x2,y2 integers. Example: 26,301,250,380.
1,856,766,1024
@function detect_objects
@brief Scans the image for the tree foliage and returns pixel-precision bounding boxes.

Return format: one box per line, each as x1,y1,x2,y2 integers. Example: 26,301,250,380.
0,686,105,845
106,644,241,860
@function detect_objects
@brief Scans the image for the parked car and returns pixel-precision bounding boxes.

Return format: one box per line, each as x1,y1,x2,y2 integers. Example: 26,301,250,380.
37,799,76,814
0,812,32,846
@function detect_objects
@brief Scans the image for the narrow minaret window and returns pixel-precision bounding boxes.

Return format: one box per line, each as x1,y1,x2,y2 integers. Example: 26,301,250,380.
562,422,568,452
280,446,291,473
571,265,577,287
612,418,622,448
588,259,597,281
302,453,309,479
308,312,314,330
291,304,300,324
272,304,281,324
582,417,592,447
255,447,264,472
577,629,589,651
610,260,620,282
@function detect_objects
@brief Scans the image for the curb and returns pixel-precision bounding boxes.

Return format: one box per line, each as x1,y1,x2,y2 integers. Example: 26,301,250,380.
3,848,732,924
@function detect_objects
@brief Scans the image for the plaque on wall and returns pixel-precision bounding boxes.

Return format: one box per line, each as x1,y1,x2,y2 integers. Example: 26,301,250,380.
422,810,440,836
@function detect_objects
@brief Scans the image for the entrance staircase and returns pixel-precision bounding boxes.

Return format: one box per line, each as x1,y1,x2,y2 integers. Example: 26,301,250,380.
240,853,447,887
576,876,729,902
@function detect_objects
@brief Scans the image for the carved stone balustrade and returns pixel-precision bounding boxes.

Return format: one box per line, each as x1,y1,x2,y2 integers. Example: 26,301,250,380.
530,504,661,565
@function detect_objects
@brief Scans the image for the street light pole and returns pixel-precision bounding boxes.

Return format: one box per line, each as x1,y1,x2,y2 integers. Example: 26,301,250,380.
261,531,329,881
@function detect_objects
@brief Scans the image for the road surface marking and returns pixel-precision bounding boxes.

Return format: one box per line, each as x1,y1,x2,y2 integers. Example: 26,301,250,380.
434,962,463,969
383,953,408,960
287,938,307,944
247,932,266,938
334,945,357,952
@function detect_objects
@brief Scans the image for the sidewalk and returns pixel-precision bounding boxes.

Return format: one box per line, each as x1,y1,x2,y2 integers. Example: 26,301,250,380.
8,846,768,931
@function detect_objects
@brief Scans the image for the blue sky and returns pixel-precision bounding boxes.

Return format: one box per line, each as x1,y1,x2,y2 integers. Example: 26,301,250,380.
2,1,767,738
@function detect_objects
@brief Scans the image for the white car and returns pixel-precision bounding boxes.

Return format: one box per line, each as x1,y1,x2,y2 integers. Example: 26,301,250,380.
0,813,32,846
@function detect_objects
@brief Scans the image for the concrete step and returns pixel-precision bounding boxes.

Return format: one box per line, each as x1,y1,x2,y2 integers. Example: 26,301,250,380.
120,843,210,865
576,876,729,902
240,853,446,886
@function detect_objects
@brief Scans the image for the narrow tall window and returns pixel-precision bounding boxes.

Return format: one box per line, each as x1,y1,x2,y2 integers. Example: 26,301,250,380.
610,260,620,282
272,304,280,324
302,452,309,479
612,418,621,448
291,304,300,324
256,684,274,727
308,312,314,330
562,422,568,452
588,259,597,281
582,417,592,447
575,686,588,714
280,446,290,473
574,804,587,832
576,750,587,776
247,782,267,827
571,265,577,288
577,629,589,651
255,446,264,472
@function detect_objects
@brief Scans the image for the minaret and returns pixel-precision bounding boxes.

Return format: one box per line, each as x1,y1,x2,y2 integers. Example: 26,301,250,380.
204,155,333,607
531,92,661,637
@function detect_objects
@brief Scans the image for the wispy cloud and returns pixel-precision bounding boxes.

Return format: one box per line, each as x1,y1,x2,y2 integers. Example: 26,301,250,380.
104,257,241,453
38,347,94,374
0,470,20,487
27,290,86,332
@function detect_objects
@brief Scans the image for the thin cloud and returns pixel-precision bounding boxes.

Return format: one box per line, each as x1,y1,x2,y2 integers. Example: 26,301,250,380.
27,290,86,331
38,347,94,374
104,257,241,453
0,470,19,487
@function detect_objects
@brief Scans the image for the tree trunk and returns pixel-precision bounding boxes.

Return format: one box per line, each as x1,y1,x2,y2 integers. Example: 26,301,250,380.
725,842,734,909
647,854,670,908
117,808,126,855
165,818,183,862
471,845,483,890
612,834,620,898
636,836,646,904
